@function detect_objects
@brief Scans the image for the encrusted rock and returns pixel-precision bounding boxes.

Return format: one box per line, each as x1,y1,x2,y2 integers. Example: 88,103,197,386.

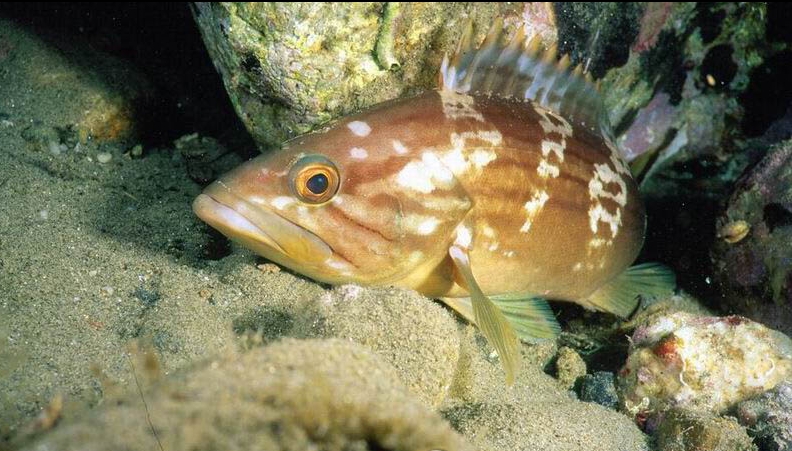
712,141,792,335
618,312,792,420
192,3,557,149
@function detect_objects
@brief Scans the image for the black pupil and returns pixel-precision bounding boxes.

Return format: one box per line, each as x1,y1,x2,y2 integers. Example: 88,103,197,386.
306,173,329,195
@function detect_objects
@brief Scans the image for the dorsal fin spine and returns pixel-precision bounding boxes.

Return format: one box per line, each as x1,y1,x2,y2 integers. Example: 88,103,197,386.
439,21,610,135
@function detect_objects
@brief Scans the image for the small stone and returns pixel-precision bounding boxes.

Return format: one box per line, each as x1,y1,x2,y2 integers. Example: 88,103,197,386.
256,263,281,274
96,152,112,164
48,141,62,155
579,371,619,409
555,346,586,389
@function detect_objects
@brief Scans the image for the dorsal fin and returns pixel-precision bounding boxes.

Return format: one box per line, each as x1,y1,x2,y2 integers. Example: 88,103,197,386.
439,20,611,136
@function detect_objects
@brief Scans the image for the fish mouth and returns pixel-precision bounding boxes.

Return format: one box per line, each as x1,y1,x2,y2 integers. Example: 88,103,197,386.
193,186,333,269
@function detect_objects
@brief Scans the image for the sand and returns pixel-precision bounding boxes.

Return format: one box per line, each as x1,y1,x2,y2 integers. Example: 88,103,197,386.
0,17,649,451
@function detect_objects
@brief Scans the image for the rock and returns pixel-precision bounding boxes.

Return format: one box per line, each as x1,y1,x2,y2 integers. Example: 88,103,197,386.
736,382,792,451
16,339,472,451
602,5,788,307
712,141,792,336
654,409,757,451
579,372,619,409
0,19,151,145
618,312,792,420
603,3,771,169
293,284,461,407
191,3,559,149
626,293,712,329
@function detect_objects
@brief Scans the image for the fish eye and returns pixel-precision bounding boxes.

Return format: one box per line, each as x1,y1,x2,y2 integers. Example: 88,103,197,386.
289,155,340,204
306,173,328,195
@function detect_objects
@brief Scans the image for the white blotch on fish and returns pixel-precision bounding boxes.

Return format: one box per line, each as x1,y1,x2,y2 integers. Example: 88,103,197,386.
347,121,371,137
350,147,368,159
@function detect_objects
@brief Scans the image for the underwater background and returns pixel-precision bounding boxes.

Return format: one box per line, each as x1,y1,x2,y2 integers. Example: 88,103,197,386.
1,3,791,451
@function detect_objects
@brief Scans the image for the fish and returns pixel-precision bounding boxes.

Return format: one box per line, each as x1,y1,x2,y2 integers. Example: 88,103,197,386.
192,19,676,383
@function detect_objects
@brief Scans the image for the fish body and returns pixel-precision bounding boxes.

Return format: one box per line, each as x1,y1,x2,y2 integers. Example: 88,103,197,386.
193,21,674,382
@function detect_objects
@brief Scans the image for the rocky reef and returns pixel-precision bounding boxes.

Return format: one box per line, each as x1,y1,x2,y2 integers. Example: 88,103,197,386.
712,142,792,335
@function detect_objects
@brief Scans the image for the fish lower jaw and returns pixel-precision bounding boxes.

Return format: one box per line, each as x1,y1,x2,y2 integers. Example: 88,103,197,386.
192,192,344,279
193,193,288,256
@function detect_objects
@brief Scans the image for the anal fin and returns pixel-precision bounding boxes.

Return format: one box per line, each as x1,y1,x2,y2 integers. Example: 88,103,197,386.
448,245,520,385
586,263,677,318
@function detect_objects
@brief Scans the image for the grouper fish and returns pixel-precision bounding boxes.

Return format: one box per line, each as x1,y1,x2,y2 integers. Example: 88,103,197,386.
193,21,675,383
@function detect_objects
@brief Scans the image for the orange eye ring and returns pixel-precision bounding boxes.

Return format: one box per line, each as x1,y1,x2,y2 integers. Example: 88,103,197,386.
289,155,340,204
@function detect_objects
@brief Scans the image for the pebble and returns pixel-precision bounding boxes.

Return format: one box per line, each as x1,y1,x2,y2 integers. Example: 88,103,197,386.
96,152,112,164
579,371,619,409
48,141,62,155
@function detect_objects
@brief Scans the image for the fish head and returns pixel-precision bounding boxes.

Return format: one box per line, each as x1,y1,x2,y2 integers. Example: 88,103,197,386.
193,101,472,287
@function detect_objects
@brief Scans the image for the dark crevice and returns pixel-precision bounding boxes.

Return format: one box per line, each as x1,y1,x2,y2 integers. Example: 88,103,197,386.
764,203,792,232
740,51,792,137
696,3,726,44
700,44,737,91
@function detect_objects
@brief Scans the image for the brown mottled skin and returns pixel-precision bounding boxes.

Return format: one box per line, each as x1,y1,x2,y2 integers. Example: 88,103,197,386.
194,90,644,307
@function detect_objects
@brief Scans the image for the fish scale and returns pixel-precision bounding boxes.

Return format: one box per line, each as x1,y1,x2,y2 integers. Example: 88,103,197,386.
193,21,675,383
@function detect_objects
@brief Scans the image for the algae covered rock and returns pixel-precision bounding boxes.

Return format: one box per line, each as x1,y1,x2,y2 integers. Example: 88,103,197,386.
618,312,792,420
601,3,771,173
17,339,472,451
712,141,792,335
191,3,545,149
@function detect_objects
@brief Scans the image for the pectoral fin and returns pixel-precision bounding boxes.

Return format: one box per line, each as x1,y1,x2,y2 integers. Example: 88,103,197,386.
448,245,520,384
586,262,677,317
